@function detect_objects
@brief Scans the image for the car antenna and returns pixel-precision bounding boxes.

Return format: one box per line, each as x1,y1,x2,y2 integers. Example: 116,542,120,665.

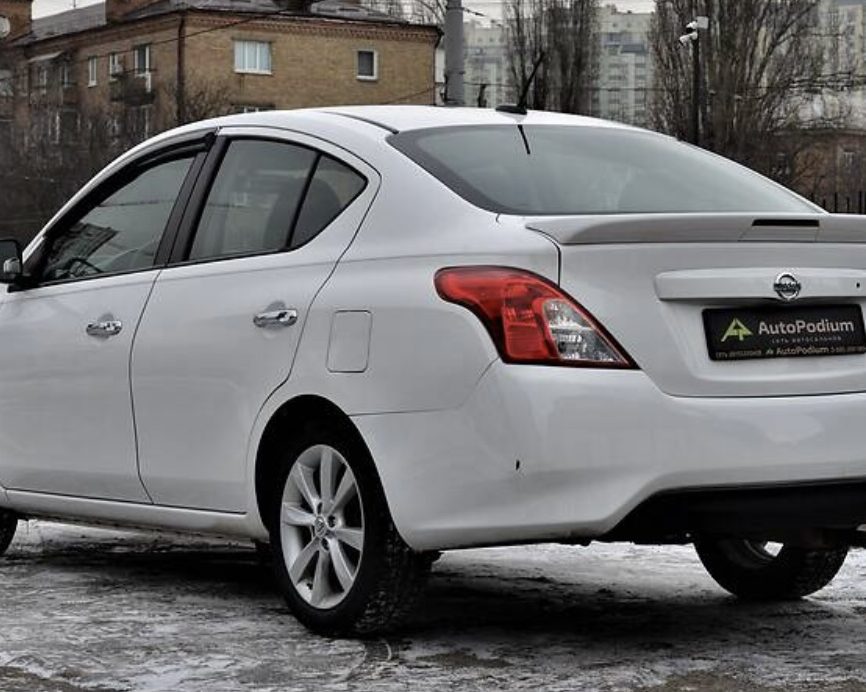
496,52,545,116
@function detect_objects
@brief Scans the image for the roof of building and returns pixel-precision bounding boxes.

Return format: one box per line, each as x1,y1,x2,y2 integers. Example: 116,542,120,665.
30,3,105,42
19,0,410,45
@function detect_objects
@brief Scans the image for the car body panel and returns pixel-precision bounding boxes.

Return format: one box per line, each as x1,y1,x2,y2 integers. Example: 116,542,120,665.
131,127,381,511
0,271,158,501
354,362,866,550
547,237,866,398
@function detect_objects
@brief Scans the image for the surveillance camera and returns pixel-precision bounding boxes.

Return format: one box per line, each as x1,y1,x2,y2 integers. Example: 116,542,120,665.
678,32,697,46
686,20,698,30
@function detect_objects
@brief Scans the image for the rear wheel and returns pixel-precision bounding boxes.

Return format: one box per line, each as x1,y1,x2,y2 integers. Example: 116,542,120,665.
0,510,18,556
695,538,848,600
268,422,431,636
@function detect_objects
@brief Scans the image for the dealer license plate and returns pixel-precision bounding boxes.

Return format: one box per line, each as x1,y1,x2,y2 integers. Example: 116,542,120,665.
703,305,866,361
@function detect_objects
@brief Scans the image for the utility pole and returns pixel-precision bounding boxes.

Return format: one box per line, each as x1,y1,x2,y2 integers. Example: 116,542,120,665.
679,15,708,146
444,0,464,106
691,28,699,146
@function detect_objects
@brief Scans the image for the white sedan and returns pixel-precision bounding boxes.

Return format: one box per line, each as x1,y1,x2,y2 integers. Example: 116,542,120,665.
1,106,865,635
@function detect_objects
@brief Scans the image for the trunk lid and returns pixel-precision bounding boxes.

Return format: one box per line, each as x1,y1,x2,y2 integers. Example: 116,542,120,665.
526,213,866,397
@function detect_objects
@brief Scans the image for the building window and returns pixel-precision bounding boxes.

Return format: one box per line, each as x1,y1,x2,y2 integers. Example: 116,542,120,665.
237,104,273,113
34,65,48,92
50,111,60,144
356,49,377,81
132,105,153,139
233,40,272,74
0,70,12,97
87,56,97,87
60,63,73,88
134,45,151,75
109,52,123,80
60,108,79,139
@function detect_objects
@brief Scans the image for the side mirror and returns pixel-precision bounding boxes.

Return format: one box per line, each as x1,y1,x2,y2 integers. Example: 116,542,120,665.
0,239,23,285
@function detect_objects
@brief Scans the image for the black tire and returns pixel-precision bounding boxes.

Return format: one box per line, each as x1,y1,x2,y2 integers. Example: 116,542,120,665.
0,510,18,557
695,538,848,600
268,420,431,637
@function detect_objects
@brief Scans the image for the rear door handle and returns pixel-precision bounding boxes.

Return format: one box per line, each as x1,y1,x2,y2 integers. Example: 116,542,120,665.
253,308,298,329
86,319,123,338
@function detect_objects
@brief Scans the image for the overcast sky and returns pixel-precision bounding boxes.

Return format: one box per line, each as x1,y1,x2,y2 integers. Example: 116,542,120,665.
32,0,654,18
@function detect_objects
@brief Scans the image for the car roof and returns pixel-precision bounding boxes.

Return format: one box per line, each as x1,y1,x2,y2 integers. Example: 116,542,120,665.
114,105,646,184
163,105,640,143
318,105,638,134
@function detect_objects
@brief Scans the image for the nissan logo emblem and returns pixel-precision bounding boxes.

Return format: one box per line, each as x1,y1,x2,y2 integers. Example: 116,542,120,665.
773,273,801,301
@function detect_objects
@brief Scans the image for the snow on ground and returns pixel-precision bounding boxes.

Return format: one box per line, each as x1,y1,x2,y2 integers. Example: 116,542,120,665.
2,521,866,691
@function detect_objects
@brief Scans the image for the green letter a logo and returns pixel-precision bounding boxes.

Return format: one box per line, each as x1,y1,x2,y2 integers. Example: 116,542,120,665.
721,318,752,342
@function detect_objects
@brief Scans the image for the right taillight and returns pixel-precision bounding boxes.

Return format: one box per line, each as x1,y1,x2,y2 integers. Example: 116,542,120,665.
435,266,636,368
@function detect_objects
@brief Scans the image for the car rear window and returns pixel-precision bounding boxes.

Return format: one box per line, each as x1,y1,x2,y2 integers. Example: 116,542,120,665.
389,125,816,216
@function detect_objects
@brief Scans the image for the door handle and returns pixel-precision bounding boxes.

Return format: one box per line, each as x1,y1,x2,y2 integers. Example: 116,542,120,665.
253,308,298,329
86,319,123,338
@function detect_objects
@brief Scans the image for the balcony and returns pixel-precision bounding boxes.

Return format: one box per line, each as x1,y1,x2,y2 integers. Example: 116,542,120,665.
60,85,78,106
109,70,155,106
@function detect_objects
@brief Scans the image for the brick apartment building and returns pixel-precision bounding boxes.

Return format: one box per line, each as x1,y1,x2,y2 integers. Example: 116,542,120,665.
0,0,439,144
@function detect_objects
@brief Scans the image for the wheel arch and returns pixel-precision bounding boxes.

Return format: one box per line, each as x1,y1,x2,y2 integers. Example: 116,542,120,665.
254,394,384,533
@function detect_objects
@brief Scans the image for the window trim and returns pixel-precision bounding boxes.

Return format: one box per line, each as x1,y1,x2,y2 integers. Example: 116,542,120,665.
167,134,368,268
233,40,272,75
356,49,378,81
33,64,48,92
60,63,73,88
109,52,122,81
87,56,97,87
21,134,215,291
133,44,151,76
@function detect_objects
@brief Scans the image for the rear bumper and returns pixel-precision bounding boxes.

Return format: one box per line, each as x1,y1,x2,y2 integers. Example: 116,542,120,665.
354,363,866,551
606,479,866,543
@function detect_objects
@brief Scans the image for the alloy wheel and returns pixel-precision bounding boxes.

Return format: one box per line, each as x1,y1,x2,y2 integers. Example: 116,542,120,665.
279,444,365,609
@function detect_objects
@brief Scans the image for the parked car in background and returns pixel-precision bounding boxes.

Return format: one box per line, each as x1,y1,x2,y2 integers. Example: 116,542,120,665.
1,106,866,635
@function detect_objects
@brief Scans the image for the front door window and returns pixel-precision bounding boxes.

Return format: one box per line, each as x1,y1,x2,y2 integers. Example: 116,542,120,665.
40,156,194,282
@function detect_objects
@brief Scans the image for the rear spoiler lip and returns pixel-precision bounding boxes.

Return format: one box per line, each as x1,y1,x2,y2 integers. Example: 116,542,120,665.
524,212,866,245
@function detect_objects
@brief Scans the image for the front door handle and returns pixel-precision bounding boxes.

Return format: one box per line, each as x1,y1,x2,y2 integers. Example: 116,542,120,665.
86,319,123,338
253,308,298,329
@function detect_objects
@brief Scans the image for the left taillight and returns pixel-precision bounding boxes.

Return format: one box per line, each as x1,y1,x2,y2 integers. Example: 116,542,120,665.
435,266,636,368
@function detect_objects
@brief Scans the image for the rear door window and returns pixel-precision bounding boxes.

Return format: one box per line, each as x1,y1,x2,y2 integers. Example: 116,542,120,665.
292,155,366,249
188,140,367,261
189,140,316,261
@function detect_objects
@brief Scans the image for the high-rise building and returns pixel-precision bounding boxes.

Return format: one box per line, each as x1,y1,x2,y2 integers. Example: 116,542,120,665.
463,19,512,108
594,4,653,127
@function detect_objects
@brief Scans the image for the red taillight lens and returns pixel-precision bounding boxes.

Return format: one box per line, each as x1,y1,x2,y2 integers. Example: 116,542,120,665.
435,266,635,368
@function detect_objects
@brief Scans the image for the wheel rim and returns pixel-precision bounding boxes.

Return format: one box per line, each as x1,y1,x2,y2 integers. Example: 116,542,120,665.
279,444,365,610
741,540,783,563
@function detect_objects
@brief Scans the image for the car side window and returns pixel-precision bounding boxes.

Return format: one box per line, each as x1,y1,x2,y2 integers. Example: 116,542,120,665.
189,140,317,261
291,155,367,249
40,156,195,283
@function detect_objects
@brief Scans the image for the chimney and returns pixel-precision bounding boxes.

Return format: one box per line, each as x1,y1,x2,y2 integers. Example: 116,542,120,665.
0,0,33,41
106,0,159,23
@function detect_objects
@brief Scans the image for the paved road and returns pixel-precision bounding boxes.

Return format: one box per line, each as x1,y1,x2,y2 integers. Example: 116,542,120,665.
2,522,866,691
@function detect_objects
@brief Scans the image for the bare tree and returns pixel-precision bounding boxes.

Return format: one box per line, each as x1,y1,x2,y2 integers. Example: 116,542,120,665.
649,0,842,187
0,72,249,244
362,0,407,20
163,76,238,125
405,0,444,27
505,0,598,113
